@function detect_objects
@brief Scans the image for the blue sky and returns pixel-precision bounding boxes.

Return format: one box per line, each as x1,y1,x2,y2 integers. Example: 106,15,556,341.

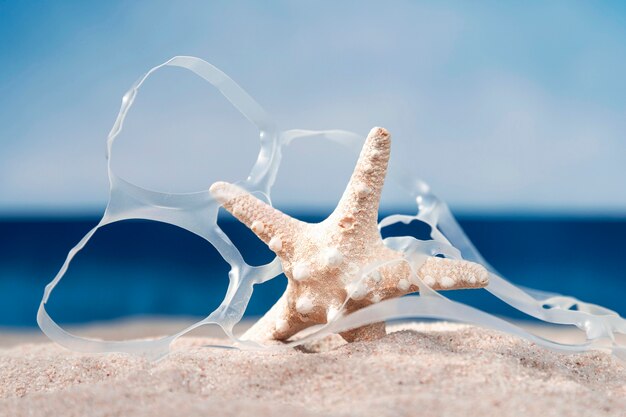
0,1,625,215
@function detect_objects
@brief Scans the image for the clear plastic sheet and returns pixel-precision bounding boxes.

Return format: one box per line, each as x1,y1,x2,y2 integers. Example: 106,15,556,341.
37,56,626,361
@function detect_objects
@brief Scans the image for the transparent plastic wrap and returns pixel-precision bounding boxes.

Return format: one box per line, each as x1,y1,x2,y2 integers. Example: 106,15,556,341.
37,56,626,361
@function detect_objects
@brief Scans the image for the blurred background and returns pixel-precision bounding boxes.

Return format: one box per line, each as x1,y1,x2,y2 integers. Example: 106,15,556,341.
1,1,624,331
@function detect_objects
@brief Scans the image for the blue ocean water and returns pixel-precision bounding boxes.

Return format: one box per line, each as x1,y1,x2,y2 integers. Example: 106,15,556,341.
1,214,624,327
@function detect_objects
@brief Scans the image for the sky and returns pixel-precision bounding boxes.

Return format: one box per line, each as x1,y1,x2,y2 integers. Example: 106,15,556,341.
0,1,625,216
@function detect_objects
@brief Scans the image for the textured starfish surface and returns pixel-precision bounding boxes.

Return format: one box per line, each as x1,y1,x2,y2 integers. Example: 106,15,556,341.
210,127,489,343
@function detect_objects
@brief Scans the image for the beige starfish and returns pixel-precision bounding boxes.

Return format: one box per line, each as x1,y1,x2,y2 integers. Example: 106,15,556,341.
210,127,488,343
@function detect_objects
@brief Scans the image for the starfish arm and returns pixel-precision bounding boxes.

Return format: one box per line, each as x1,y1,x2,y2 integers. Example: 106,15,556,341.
240,293,288,342
210,181,304,250
380,256,489,298
371,254,490,302
416,257,489,290
241,293,318,342
340,322,387,342
331,127,391,232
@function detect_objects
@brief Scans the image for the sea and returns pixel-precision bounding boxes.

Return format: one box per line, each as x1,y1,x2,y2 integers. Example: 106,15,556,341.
1,214,624,328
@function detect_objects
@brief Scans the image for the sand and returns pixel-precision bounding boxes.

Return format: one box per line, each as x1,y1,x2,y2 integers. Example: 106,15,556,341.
1,321,625,417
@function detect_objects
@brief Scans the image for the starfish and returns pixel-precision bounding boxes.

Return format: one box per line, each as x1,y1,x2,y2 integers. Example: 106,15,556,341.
210,127,489,343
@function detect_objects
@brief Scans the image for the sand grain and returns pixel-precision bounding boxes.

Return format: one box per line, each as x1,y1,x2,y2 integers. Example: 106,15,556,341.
1,322,625,417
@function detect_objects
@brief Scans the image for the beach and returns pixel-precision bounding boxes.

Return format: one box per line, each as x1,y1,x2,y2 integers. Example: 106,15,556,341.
1,320,625,417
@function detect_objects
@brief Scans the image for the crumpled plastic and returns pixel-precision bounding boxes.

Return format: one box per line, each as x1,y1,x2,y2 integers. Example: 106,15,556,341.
37,56,626,361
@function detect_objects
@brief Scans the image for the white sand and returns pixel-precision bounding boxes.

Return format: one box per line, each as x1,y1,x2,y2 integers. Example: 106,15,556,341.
1,321,625,417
